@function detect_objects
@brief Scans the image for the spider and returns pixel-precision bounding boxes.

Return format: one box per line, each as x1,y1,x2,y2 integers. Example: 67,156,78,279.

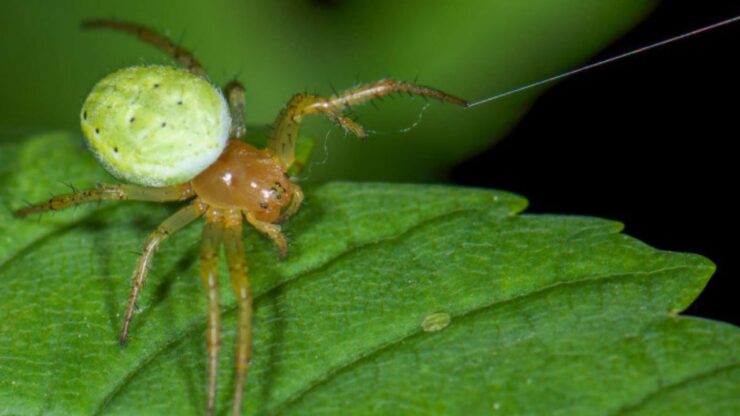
15,19,466,416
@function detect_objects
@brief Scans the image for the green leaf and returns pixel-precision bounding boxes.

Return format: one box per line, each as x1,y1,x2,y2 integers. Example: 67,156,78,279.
1,132,738,415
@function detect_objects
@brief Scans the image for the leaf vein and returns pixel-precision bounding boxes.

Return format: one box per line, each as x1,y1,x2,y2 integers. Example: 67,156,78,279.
613,361,740,415
273,264,697,413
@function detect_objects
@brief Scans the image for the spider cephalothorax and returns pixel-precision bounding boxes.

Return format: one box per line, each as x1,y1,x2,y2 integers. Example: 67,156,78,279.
193,141,295,224
16,19,466,416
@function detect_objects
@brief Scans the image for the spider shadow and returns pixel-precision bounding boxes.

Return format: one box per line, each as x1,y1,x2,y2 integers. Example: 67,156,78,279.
92,206,203,410
255,283,288,410
154,242,204,412
141,238,203,411
129,239,204,412
83,208,135,334
213,281,288,412
249,197,329,409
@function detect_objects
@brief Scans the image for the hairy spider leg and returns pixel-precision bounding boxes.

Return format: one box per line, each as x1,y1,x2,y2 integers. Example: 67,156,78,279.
13,183,193,217
278,184,304,223
268,79,468,170
224,80,247,140
201,209,225,416
120,201,207,344
245,211,288,260
224,210,253,416
82,19,208,78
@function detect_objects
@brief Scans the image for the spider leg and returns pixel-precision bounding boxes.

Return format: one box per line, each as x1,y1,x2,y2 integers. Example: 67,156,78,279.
224,80,247,139
201,208,225,416
223,210,253,416
245,211,288,260
267,79,468,169
82,19,207,78
277,183,304,223
119,200,206,345
14,183,193,217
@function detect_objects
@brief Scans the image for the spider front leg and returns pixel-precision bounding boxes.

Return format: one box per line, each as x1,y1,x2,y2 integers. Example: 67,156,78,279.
245,212,288,260
268,79,468,169
278,184,304,223
200,209,225,416
224,210,253,416
120,200,206,344
14,183,194,217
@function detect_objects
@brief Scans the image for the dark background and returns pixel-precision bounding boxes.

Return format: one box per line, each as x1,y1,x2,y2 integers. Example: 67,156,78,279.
452,3,738,325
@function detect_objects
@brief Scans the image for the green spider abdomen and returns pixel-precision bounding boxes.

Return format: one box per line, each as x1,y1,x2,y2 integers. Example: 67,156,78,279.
80,65,231,186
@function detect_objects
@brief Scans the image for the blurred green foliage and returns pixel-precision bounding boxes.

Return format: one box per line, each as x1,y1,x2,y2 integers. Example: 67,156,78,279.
0,0,656,181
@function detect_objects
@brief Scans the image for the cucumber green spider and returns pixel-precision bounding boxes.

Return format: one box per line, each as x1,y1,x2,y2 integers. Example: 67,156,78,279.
15,19,466,416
